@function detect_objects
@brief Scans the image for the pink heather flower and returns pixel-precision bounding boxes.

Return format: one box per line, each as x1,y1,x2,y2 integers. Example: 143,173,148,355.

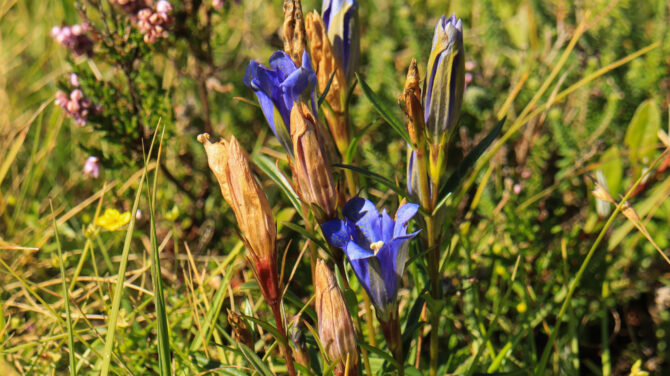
156,0,172,13
465,72,473,86
137,1,172,44
83,156,101,178
51,23,94,56
513,183,522,195
69,73,80,87
55,87,100,126
212,0,224,9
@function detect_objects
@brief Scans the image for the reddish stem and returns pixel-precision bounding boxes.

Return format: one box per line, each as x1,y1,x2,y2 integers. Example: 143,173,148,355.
270,301,297,376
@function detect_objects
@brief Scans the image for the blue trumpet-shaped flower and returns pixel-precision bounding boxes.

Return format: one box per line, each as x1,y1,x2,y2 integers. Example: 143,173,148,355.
424,14,464,143
244,50,317,154
322,0,359,82
321,197,420,319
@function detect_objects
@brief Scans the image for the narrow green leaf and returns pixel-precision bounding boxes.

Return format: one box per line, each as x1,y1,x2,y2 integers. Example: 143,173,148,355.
598,146,623,197
189,261,237,352
322,358,341,376
356,73,412,145
237,342,273,376
284,290,318,322
51,201,76,376
100,128,159,376
401,287,429,361
358,341,399,368
434,117,505,213
318,71,337,107
144,121,172,375
345,121,378,164
280,221,331,257
624,99,660,172
100,169,146,376
333,163,407,197
240,314,288,346
253,154,302,212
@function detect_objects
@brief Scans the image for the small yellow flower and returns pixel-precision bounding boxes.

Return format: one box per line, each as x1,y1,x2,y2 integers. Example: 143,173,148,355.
628,360,649,376
95,208,131,231
516,302,527,314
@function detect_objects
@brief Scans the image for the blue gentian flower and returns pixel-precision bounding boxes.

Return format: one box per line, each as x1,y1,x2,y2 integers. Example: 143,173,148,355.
322,0,359,82
244,50,317,154
424,14,464,143
321,197,420,319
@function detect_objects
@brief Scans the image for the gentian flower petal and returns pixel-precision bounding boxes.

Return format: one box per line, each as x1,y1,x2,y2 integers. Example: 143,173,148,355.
380,209,394,242
321,218,352,249
345,240,373,261
321,0,359,81
244,51,318,155
390,230,420,279
269,51,298,80
366,258,389,314
375,244,398,303
423,14,465,143
342,196,384,247
394,203,419,237
322,196,420,320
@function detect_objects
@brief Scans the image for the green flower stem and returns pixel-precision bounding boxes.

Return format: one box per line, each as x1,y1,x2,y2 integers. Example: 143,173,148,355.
415,139,441,376
344,168,357,199
425,216,440,376
380,309,404,376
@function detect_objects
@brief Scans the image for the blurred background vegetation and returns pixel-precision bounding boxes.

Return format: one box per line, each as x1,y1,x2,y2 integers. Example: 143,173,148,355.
1,0,669,374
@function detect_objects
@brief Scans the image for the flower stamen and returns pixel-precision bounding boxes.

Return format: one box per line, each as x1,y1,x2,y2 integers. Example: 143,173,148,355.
370,240,384,255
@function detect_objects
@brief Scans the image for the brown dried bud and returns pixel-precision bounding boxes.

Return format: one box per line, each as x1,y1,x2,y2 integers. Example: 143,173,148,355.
305,11,345,115
399,59,425,148
305,11,349,152
290,103,337,221
315,259,358,376
227,310,254,349
198,134,280,303
290,319,311,370
283,0,307,66
591,182,614,204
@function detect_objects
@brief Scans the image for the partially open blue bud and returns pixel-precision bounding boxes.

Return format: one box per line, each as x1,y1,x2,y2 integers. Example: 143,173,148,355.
322,0,359,82
406,150,429,203
244,50,317,155
321,197,420,320
424,14,464,144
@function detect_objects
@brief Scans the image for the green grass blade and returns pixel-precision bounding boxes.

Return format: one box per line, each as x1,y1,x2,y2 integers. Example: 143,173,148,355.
144,122,172,375
333,163,408,197
356,73,412,145
237,342,273,376
51,200,76,376
189,262,236,352
99,169,146,376
240,314,288,347
434,117,505,213
253,154,302,212
318,71,337,107
280,221,330,256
